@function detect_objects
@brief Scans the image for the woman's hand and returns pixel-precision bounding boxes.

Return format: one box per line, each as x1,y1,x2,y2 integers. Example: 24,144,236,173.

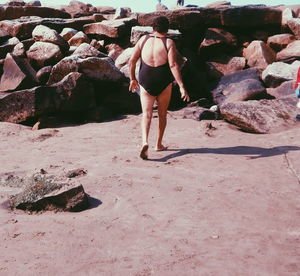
180,86,190,102
129,79,139,92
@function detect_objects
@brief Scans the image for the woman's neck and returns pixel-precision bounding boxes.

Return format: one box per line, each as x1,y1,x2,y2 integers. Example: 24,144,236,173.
153,31,167,37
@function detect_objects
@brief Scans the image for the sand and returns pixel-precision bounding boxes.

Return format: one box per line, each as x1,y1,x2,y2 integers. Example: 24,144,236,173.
0,113,300,275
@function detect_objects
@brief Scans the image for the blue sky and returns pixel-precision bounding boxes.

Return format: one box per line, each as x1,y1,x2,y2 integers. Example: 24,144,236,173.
0,0,298,12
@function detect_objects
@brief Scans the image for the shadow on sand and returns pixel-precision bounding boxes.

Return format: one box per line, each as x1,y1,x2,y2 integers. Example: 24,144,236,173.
149,146,300,162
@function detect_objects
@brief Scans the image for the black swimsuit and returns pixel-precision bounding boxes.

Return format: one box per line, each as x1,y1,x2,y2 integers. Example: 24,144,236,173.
138,35,174,97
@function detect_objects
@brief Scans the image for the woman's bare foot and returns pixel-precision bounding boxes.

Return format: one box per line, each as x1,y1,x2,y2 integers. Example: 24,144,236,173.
140,144,149,160
155,145,168,151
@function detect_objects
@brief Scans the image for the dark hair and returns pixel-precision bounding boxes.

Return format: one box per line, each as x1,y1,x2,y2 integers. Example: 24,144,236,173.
152,16,169,34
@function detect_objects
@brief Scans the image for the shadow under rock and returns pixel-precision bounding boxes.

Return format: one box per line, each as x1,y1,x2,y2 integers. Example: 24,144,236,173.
149,146,300,162
86,195,102,210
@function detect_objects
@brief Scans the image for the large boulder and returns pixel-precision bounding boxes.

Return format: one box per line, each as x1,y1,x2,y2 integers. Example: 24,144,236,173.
62,0,97,18
26,41,64,68
83,18,137,38
276,40,300,62
47,56,124,85
0,53,38,92
0,72,95,123
206,56,246,79
0,6,70,21
211,68,265,104
0,16,93,40
220,97,298,133
32,25,69,52
266,80,294,99
9,174,89,212
262,61,300,88
0,36,20,58
267,33,296,51
243,40,276,70
68,31,90,46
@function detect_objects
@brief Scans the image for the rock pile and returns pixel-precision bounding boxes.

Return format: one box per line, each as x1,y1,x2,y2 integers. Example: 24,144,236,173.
0,1,299,132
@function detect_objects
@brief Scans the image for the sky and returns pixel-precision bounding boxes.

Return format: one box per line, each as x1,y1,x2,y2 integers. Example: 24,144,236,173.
0,0,299,13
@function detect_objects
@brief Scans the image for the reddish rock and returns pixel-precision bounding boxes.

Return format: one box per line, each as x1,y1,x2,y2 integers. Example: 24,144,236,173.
6,0,25,7
0,6,71,21
113,7,131,19
287,18,300,39
276,40,300,62
93,13,106,22
243,40,276,70
205,1,231,8
267,33,296,51
206,56,246,79
0,37,20,59
27,41,64,68
12,42,25,57
105,43,124,61
36,66,52,84
60,27,78,41
95,6,116,14
266,80,294,99
61,1,96,18
115,47,134,69
0,53,38,92
26,1,41,7
72,43,106,58
68,31,90,46
83,18,137,38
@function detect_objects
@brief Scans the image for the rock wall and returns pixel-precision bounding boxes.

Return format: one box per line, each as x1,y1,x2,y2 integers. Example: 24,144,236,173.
0,0,299,132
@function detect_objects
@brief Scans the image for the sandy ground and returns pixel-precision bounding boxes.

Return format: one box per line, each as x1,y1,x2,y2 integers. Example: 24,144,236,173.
0,113,300,276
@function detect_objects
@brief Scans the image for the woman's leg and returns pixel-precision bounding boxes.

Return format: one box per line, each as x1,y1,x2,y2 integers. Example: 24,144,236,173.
156,83,172,151
140,87,156,158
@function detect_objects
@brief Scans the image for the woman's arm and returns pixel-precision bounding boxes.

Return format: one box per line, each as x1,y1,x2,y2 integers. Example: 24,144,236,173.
167,39,190,102
129,38,143,92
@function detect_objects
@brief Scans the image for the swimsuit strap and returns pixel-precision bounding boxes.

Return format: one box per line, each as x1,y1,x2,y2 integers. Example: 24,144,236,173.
140,34,150,51
140,34,169,53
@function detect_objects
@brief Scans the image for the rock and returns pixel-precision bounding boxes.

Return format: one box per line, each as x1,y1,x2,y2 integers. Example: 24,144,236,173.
287,18,300,39
113,7,131,20
12,42,25,57
0,6,71,21
267,33,296,51
115,47,134,69
0,29,10,44
105,43,124,61
181,106,217,120
206,56,246,79
266,80,294,99
9,174,89,212
199,28,237,57
6,0,25,7
0,16,93,40
26,1,41,7
60,27,78,41
62,0,96,18
27,41,64,68
95,6,116,14
0,53,38,92
72,43,106,58
156,3,168,11
0,36,20,58
36,66,52,84
220,97,298,133
281,8,294,28
83,18,137,38
32,25,69,52
276,40,300,62
47,56,124,85
243,40,276,70
93,13,106,22
262,61,300,87
67,168,87,178
68,31,90,46
130,26,182,45
0,72,95,123
90,39,104,51
211,68,263,104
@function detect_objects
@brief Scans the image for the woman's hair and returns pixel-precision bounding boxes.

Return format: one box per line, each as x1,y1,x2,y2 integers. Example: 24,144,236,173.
152,16,169,33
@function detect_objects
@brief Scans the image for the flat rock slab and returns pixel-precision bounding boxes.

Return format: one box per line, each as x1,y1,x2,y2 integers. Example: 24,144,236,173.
220,97,299,133
9,174,89,212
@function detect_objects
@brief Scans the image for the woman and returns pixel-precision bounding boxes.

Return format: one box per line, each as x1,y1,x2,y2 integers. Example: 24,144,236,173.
129,16,189,160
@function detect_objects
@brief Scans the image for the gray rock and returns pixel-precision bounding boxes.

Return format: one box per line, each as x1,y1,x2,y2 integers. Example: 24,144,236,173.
27,41,64,68
60,27,78,41
113,7,131,19
267,33,296,51
26,1,41,7
72,43,106,58
12,42,25,56
32,25,69,52
287,18,300,39
276,40,300,62
115,47,134,69
9,174,89,212
220,97,298,133
262,61,300,87
105,43,124,61
266,80,294,99
0,36,20,58
47,56,124,85
0,53,38,92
